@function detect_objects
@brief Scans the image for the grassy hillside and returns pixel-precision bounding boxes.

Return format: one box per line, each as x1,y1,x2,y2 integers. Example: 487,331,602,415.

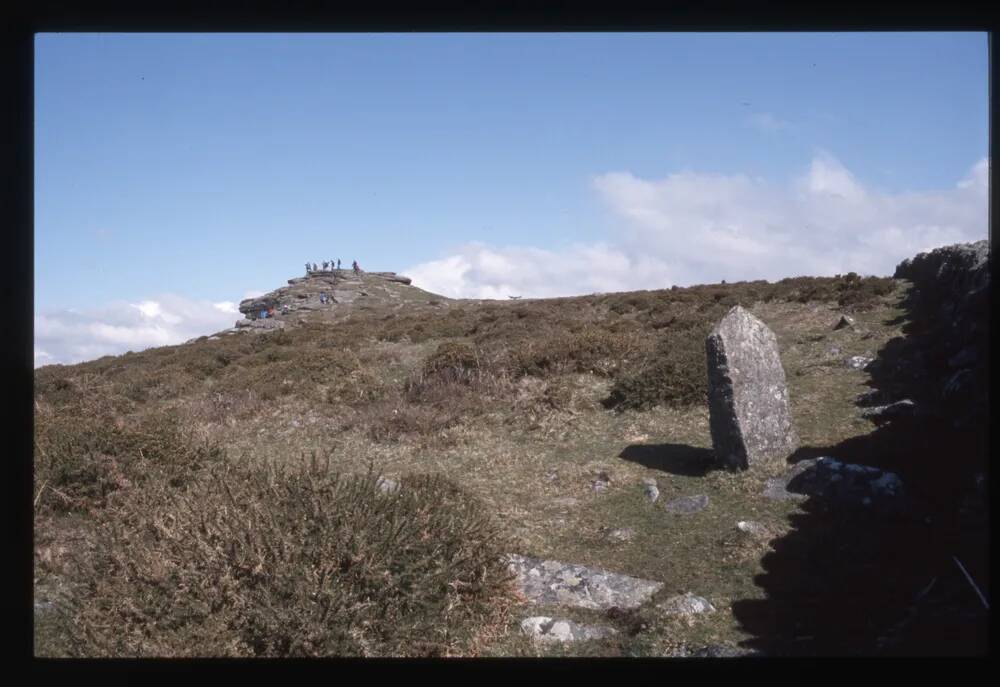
39,270,976,657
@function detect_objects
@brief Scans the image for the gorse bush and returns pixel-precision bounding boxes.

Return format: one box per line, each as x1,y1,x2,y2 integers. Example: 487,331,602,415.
60,458,517,657
34,408,222,513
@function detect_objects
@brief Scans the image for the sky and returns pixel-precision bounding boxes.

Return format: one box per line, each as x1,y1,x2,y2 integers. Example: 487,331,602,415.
35,32,989,367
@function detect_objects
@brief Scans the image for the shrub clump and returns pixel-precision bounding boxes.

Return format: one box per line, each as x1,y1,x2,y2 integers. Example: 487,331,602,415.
34,409,222,513
58,459,517,657
603,331,709,411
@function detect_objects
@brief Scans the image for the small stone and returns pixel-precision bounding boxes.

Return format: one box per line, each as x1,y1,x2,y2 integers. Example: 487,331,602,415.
606,527,635,543
644,484,660,503
736,520,771,539
520,616,618,643
860,399,918,424
664,494,709,514
659,592,716,617
847,355,874,370
375,476,399,494
833,314,856,330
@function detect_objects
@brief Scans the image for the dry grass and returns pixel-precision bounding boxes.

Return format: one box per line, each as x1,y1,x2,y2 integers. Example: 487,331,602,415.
35,273,913,657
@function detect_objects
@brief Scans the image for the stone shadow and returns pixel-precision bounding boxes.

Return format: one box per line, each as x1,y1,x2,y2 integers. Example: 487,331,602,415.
731,244,989,655
618,443,718,477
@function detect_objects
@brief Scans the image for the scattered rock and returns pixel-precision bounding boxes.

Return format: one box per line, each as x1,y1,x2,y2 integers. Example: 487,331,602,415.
659,592,716,617
706,306,798,471
664,494,709,515
605,527,635,543
506,554,663,611
859,399,919,425
591,470,612,493
847,355,874,370
833,314,856,330
642,479,660,503
375,476,399,494
736,520,772,540
520,616,618,643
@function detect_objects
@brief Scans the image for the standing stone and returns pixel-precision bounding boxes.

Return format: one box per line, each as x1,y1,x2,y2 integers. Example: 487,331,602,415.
706,306,798,471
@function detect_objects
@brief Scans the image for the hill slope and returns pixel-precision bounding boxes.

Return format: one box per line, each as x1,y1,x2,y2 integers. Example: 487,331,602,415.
33,254,988,657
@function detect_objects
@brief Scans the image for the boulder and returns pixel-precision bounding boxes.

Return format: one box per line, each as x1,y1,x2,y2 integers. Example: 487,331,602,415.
847,355,874,370
775,457,906,514
706,306,798,471
505,554,663,611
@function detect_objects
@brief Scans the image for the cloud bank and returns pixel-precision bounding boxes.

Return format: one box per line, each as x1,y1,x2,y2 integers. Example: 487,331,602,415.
35,155,987,368
406,155,988,299
35,294,240,368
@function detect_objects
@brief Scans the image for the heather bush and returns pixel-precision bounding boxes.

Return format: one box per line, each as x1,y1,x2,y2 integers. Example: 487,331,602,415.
603,329,710,411
59,458,517,657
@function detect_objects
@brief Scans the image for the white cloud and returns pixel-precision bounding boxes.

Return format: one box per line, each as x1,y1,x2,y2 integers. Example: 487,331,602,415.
406,242,677,300
406,154,988,299
34,293,241,368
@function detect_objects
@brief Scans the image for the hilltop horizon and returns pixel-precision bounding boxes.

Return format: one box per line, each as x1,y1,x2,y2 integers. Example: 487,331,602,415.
35,33,988,366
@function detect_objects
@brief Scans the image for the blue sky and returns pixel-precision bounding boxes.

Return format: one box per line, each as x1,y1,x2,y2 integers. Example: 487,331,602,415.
35,32,989,366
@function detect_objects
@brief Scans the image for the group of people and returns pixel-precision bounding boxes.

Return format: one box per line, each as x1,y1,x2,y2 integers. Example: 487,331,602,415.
305,259,363,276
306,259,341,273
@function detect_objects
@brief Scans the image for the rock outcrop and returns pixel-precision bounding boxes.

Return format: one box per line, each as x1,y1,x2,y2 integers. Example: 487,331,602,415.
233,268,419,329
706,306,798,471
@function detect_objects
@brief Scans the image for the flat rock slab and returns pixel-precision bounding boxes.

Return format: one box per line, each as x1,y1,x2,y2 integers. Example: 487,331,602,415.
506,554,663,611
664,494,710,514
520,616,618,643
764,457,905,513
